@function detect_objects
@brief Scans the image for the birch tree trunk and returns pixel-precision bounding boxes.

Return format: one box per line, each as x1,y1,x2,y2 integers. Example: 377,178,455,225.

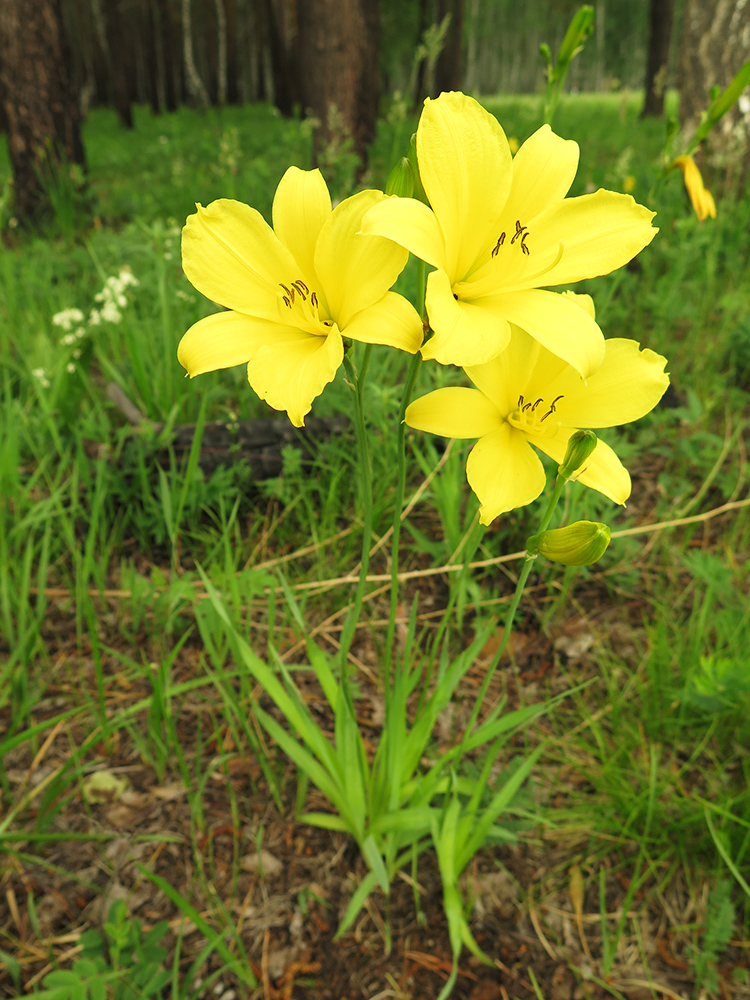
182,0,210,108
214,0,228,105
0,0,86,223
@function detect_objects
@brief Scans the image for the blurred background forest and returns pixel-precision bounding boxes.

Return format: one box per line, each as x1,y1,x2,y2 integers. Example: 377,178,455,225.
1,0,749,225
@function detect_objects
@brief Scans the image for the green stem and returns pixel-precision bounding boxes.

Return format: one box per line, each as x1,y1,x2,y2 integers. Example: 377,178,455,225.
460,473,568,745
339,344,374,674
383,351,421,688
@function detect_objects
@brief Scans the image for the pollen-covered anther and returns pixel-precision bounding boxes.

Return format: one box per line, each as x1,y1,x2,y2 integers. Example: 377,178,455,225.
540,394,564,422
279,282,295,307
491,232,506,257
510,220,530,255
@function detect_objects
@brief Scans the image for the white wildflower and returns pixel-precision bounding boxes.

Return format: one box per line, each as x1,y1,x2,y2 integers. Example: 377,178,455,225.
60,333,77,346
89,309,101,325
66,363,76,374
73,349,82,359
52,307,85,330
101,301,122,323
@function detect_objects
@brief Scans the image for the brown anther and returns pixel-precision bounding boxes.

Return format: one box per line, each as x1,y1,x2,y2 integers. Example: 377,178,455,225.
522,402,532,412
518,394,525,408
282,295,291,308
510,220,528,246
491,232,506,257
311,291,318,308
292,281,308,300
531,397,543,411
294,280,309,295
521,231,530,255
540,394,564,422
279,282,295,305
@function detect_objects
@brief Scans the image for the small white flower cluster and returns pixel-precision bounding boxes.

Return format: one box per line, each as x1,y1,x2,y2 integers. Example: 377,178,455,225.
41,268,139,384
91,269,140,326
31,367,51,389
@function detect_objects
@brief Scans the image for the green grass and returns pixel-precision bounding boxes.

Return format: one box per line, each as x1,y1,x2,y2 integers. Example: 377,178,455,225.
1,92,749,997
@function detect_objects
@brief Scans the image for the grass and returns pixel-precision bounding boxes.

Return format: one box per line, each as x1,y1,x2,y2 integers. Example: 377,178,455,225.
1,90,749,998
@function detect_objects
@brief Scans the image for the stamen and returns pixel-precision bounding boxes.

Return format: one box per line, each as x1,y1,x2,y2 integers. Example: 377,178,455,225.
491,233,506,257
522,402,532,412
292,280,308,300
279,282,295,305
540,394,564,422
518,394,525,407
530,398,543,411
311,291,318,308
510,220,529,246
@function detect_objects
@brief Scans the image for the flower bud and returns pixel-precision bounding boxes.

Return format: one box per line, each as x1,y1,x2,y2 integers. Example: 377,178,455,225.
408,133,429,205
385,157,414,198
558,429,597,480
527,520,611,566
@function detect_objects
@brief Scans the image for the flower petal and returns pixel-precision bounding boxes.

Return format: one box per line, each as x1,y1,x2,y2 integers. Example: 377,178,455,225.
533,430,631,504
272,167,331,286
533,338,670,428
418,92,512,280
466,424,547,523
182,200,299,319
360,195,447,272
178,310,301,376
515,189,658,289
343,291,423,353
316,190,409,329
501,125,579,223
424,268,511,367
486,288,605,378
406,387,503,439
247,327,344,427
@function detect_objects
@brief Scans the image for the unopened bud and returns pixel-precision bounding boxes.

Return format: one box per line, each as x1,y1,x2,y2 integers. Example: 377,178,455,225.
408,133,429,205
527,520,611,566
385,157,414,198
558,429,597,480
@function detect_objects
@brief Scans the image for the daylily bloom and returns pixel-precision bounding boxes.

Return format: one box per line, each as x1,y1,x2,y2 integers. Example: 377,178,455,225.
362,91,658,377
673,155,716,221
178,167,423,426
405,294,669,524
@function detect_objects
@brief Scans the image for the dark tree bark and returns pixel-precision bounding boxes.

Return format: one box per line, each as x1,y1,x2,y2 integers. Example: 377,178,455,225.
261,0,299,115
434,0,465,95
641,0,674,118
0,0,86,223
296,0,379,164
678,0,750,187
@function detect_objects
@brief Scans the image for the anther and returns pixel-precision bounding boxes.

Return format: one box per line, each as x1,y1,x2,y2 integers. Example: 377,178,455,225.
522,402,532,412
311,291,318,308
521,232,530,255
294,280,309,295
530,398,543,411
540,394,564,422
292,281,308,300
518,394,525,408
279,282,295,305
510,220,528,246
491,232,506,257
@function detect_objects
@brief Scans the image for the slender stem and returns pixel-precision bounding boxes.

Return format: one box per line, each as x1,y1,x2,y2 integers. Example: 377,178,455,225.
383,351,421,687
339,345,374,673
460,473,568,744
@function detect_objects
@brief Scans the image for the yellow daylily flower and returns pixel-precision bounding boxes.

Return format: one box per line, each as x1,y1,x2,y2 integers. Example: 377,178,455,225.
362,91,658,377
405,295,669,524
178,167,423,426
673,155,716,221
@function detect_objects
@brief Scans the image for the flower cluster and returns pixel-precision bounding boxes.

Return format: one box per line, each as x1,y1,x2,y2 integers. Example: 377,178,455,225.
178,91,669,521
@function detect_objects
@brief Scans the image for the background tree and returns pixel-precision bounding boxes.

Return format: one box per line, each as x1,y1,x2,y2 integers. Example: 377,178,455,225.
641,0,674,117
0,0,86,223
678,0,750,187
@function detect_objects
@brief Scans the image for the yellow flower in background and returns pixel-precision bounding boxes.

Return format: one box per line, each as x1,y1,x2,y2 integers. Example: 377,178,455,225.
362,91,658,377
673,155,716,221
405,294,669,525
623,175,636,193
178,167,423,427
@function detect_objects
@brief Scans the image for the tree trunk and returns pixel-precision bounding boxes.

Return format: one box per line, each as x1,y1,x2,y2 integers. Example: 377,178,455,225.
261,0,298,114
296,0,379,164
182,0,210,108
678,0,750,187
642,0,674,117
0,0,86,223
434,0,464,94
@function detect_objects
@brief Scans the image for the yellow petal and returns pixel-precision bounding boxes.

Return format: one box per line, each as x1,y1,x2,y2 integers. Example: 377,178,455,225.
515,190,657,290
405,387,502,438
484,289,605,379
315,190,409,329
532,338,669,428
673,156,716,221
247,327,344,427
500,125,579,224
466,424,547,523
418,92,512,280
360,195,447,272
465,328,568,417
178,310,302,376
343,291,423,353
423,269,511,366
272,167,331,286
533,430,631,505
182,200,299,319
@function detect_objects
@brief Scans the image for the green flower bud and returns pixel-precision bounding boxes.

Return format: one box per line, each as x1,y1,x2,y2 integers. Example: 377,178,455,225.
527,520,611,566
408,133,429,205
385,157,414,198
558,429,597,480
